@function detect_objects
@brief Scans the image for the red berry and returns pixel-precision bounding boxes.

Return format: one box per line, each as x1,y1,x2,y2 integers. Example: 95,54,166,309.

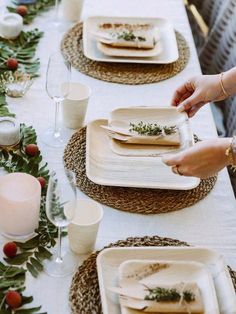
6,291,22,309
25,144,39,157
16,5,28,16
6,58,18,71
3,242,17,258
37,176,46,188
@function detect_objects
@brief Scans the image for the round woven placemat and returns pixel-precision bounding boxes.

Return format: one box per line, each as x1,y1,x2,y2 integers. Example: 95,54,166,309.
69,235,236,314
61,23,190,85
64,127,217,214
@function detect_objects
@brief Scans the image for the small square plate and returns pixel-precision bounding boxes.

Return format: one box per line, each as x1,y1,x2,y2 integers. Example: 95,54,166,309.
96,247,236,314
109,107,191,157
86,107,200,190
118,259,219,314
83,16,179,64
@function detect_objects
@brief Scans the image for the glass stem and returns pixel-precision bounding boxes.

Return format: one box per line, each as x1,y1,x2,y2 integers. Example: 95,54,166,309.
56,226,63,264
55,0,59,22
53,98,61,138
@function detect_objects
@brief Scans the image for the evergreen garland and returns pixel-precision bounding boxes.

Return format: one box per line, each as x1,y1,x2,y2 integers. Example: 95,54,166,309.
8,0,56,25
0,5,60,313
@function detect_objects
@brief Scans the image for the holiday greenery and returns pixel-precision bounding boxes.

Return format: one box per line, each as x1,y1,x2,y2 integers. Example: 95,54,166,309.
0,95,15,118
8,0,56,25
0,127,56,312
0,29,43,77
0,3,61,312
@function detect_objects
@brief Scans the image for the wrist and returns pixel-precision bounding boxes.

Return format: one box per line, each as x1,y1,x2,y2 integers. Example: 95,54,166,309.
219,73,230,99
221,68,236,97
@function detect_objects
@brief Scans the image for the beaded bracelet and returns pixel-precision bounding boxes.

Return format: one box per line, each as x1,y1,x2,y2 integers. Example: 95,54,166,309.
220,72,229,98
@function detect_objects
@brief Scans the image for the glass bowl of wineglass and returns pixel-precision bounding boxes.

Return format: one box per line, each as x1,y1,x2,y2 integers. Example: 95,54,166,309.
44,168,77,277
41,51,71,147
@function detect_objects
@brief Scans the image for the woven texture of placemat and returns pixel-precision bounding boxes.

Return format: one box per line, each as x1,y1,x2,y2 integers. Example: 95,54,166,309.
61,23,189,85
69,235,236,314
64,127,217,214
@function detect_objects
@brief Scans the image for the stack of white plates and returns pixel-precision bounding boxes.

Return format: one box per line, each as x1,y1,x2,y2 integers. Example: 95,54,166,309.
96,246,236,314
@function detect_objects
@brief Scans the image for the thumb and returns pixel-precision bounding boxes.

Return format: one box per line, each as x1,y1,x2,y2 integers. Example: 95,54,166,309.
162,153,183,166
177,92,201,113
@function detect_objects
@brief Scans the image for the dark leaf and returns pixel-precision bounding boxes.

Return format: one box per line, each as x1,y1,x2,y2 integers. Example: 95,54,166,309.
15,306,41,314
3,266,26,278
22,296,33,305
15,236,39,250
0,309,11,314
37,246,52,260
30,258,43,272
4,252,32,265
26,263,38,278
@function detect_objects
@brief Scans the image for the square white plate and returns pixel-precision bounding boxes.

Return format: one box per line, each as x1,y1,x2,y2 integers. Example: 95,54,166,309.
96,247,236,314
86,107,200,190
118,259,219,314
83,16,179,64
109,107,191,157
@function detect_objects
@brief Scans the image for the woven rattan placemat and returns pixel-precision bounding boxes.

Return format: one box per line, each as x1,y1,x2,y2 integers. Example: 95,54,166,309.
64,127,217,214
61,23,189,85
69,235,236,314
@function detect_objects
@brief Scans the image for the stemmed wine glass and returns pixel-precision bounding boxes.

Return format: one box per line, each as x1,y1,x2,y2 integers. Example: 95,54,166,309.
53,0,60,27
44,169,77,277
41,52,71,147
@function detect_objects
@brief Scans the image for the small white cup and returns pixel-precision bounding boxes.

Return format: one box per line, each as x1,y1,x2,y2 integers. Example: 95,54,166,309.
68,199,103,254
0,13,23,39
61,0,84,22
62,82,91,129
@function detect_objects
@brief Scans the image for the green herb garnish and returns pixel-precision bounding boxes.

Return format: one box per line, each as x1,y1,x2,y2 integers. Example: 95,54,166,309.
117,31,146,42
129,121,177,136
144,287,195,303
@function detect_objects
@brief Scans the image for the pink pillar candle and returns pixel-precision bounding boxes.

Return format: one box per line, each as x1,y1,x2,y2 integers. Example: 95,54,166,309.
0,173,41,239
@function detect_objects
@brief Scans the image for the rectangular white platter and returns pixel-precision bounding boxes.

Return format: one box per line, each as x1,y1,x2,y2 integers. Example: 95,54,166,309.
96,247,236,314
86,107,200,190
83,16,179,64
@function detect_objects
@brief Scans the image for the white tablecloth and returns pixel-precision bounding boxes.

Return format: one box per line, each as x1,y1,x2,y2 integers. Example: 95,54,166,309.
1,0,236,313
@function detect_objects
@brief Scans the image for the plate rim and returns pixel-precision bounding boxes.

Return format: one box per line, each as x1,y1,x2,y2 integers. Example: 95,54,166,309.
83,15,179,64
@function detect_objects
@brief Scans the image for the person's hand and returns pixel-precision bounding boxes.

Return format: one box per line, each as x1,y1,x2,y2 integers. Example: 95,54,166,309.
162,138,231,179
172,74,227,117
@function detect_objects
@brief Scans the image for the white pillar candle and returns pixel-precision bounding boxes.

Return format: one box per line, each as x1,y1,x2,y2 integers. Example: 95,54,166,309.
61,0,84,22
0,173,41,239
0,117,20,146
0,13,23,39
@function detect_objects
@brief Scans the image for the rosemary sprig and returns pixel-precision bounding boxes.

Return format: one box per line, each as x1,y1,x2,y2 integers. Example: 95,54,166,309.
144,287,195,303
117,31,146,42
129,121,177,136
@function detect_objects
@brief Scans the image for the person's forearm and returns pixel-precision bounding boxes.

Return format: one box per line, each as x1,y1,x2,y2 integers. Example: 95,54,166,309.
222,67,236,96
